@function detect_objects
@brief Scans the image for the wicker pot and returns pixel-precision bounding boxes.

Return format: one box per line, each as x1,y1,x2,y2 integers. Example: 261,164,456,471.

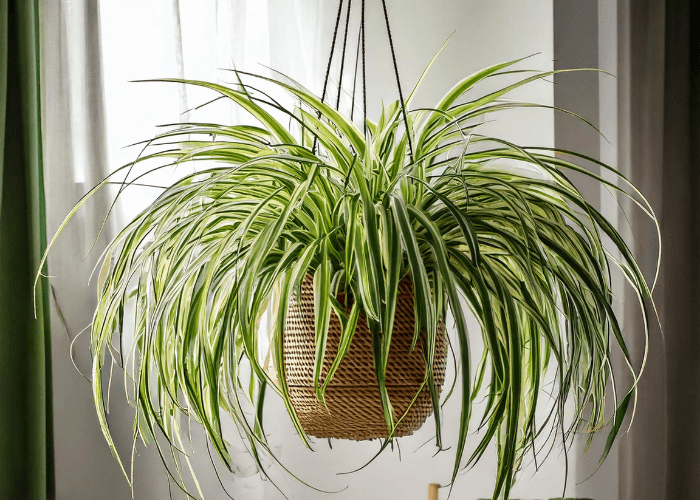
284,275,447,440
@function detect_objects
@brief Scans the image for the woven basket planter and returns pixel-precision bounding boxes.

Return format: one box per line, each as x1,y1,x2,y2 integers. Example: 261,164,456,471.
284,275,448,440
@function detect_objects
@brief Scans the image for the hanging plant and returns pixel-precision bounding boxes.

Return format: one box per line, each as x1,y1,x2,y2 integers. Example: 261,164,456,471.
39,4,658,498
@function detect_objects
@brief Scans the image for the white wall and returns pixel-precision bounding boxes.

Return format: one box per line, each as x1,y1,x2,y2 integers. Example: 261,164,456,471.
45,1,623,499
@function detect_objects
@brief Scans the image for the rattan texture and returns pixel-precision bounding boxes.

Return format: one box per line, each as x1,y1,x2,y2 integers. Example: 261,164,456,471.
284,275,448,440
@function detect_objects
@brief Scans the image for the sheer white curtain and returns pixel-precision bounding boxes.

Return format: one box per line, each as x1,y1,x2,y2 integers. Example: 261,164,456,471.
99,0,327,223
43,1,325,498
41,2,132,499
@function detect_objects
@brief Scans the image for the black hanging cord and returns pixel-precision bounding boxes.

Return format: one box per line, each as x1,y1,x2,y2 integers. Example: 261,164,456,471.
361,0,367,134
350,26,362,121
316,0,408,153
313,0,345,155
320,0,345,104
380,0,414,164
335,0,353,110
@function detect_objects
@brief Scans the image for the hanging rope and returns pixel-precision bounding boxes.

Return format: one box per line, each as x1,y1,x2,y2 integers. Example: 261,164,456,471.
320,0,345,104
313,0,345,155
335,0,353,110
350,26,362,121
315,0,409,158
380,0,414,164
361,0,367,134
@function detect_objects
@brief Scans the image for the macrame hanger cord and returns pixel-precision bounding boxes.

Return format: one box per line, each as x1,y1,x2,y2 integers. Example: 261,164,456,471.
380,0,414,165
316,0,410,159
335,0,354,110
361,0,367,134
313,0,345,155
350,26,362,122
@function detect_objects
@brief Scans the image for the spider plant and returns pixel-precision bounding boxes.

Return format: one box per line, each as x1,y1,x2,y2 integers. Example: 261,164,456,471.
39,55,658,500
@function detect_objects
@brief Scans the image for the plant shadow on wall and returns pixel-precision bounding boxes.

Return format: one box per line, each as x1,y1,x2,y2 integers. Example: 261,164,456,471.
38,28,659,500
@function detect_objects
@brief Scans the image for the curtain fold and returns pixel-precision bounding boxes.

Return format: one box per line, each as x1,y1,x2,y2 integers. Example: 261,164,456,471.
40,0,155,497
0,0,54,499
618,0,700,499
659,0,700,497
42,1,327,497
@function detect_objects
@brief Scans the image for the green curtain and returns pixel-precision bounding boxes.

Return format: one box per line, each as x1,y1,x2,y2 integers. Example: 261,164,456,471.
0,0,54,498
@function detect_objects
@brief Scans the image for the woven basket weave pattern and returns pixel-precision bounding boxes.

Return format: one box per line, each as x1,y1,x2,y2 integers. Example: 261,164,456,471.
284,276,447,440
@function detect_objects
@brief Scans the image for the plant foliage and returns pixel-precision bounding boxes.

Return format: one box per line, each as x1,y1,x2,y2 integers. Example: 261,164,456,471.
39,56,658,499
